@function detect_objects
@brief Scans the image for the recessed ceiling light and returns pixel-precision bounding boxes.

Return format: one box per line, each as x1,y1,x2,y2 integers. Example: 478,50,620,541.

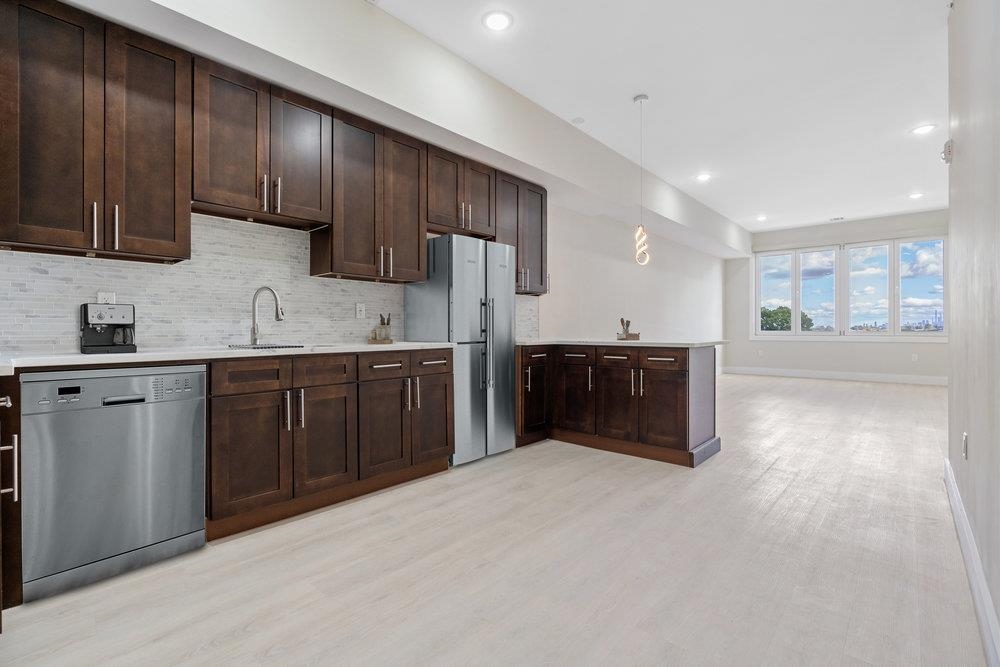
695,173,712,183
483,11,513,31
909,192,925,199
571,116,586,125
910,124,936,136
756,214,767,222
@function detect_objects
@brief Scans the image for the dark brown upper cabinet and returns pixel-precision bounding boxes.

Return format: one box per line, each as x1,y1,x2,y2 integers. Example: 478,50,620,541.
312,118,428,282
383,129,428,281
497,172,547,295
193,59,331,226
0,2,191,261
426,146,496,237
105,25,191,259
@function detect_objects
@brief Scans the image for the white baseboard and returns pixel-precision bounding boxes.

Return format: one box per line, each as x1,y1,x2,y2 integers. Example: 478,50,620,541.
944,459,1000,666
722,366,948,386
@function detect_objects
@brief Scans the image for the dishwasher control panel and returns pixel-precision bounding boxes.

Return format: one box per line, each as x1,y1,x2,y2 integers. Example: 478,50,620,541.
20,366,206,415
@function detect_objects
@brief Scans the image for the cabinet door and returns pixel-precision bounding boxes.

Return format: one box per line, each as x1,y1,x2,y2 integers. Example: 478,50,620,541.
0,0,104,250
519,181,548,294
639,370,688,449
293,384,358,496
522,363,548,432
411,374,454,464
426,146,464,229
193,58,269,213
554,364,595,434
358,378,412,478
465,160,495,237
495,171,520,248
333,111,383,277
210,391,292,519
104,25,191,259
383,129,427,281
596,367,639,442
269,88,332,224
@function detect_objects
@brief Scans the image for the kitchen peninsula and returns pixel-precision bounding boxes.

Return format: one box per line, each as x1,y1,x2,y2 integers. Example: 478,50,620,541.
515,340,724,467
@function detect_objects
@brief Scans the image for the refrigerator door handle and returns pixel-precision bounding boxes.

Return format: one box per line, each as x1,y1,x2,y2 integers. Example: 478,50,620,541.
487,298,496,389
480,298,488,336
480,347,487,389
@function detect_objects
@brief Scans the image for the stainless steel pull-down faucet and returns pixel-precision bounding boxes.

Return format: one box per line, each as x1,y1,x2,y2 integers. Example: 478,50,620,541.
251,286,285,346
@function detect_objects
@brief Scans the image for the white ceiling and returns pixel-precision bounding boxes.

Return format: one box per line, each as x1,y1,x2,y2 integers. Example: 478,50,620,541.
375,0,949,232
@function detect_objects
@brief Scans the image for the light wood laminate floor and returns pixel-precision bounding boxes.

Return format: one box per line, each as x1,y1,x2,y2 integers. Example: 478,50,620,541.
0,375,984,665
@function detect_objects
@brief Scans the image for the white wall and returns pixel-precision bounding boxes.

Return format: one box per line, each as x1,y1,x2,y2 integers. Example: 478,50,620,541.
68,0,750,260
948,0,1000,654
536,206,724,343
723,210,949,384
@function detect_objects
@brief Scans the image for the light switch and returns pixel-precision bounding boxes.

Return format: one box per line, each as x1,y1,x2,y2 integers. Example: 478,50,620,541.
97,291,116,304
355,303,366,319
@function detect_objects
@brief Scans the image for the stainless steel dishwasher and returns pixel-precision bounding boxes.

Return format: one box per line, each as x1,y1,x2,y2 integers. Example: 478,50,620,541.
19,365,207,601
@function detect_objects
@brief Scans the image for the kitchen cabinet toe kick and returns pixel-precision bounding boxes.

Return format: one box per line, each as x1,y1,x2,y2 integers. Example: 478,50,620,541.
549,429,721,468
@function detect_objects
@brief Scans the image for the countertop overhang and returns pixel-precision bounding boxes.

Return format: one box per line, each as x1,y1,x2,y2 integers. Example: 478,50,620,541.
0,342,455,377
515,340,727,348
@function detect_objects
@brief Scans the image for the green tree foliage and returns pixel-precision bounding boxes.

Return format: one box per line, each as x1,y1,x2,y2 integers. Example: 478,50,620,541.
760,305,815,331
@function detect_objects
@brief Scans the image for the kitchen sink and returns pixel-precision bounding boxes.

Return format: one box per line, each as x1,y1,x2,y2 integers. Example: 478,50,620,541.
228,344,305,350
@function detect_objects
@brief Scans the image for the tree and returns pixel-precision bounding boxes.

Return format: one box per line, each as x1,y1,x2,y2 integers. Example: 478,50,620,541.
760,305,791,331
801,311,814,331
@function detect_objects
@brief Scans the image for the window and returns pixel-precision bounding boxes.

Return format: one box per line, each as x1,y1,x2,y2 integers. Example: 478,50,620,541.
899,239,945,333
753,237,946,339
848,244,889,334
758,253,792,332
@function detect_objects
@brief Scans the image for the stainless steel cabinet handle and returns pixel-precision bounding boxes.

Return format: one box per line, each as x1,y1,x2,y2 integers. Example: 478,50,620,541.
415,377,421,409
545,273,550,293
640,370,644,397
379,245,385,277
0,434,19,503
420,359,447,366
648,357,676,362
113,204,120,250
406,378,411,411
468,204,472,227
92,202,98,249
588,366,593,391
372,362,403,369
262,173,269,212
0,396,11,408
530,353,547,359
389,246,394,277
299,389,305,428
631,369,635,397
526,366,532,392
284,391,291,431
275,176,282,213
564,353,587,358
604,355,628,360
461,201,466,229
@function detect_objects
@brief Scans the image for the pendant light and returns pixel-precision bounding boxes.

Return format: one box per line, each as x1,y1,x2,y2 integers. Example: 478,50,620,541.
633,93,650,266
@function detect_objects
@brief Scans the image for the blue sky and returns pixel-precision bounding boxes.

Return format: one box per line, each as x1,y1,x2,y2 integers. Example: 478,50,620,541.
849,245,889,329
899,240,944,328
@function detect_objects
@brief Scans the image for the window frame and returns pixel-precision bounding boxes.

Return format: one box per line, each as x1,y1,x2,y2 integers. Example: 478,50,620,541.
750,235,948,342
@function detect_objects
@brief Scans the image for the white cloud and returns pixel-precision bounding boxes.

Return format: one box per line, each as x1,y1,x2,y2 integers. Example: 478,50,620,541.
900,243,943,278
901,297,943,308
761,298,791,309
850,267,887,278
851,285,877,296
931,284,944,294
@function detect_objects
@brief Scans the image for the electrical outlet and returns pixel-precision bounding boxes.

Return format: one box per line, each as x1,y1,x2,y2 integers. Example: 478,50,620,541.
962,432,968,460
756,349,764,358
911,353,919,362
355,303,366,319
97,291,116,304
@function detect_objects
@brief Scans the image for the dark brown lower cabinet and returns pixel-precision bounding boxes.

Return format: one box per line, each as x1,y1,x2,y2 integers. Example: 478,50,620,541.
210,390,293,519
358,378,412,478
293,384,358,496
596,367,639,442
411,374,454,464
639,370,688,449
555,364,595,434
522,363,549,433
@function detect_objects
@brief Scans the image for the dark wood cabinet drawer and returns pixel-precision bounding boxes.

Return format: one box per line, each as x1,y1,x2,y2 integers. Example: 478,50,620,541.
597,347,639,368
558,346,596,365
639,348,688,371
521,346,552,366
410,348,453,376
358,351,411,381
211,358,293,396
293,354,357,387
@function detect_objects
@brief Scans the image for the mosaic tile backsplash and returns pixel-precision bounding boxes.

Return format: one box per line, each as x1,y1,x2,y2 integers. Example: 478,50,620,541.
0,213,540,353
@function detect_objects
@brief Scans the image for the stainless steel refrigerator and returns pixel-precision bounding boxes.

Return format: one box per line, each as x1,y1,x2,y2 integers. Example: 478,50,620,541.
405,235,515,465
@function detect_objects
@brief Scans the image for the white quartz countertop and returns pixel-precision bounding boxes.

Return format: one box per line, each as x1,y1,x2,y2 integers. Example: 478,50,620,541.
515,340,727,348
0,342,455,377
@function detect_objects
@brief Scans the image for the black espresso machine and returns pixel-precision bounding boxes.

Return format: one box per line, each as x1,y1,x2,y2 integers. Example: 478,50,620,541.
79,303,136,354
